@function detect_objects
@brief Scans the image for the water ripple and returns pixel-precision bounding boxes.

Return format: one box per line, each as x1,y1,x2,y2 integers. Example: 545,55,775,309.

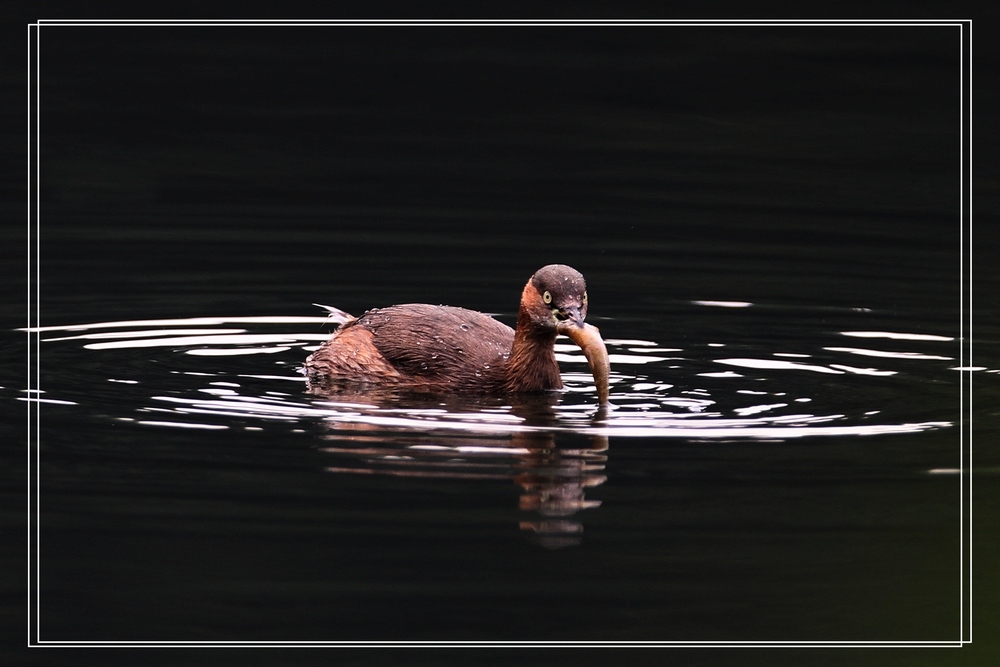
19,314,958,441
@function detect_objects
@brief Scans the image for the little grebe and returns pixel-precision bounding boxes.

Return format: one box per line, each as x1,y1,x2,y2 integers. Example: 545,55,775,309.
303,264,610,404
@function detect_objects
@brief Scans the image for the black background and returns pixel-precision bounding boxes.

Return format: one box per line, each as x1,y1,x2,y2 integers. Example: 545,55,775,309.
2,3,997,667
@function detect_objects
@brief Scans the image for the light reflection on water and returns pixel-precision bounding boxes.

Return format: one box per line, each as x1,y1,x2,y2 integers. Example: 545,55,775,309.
24,313,961,439
22,311,962,546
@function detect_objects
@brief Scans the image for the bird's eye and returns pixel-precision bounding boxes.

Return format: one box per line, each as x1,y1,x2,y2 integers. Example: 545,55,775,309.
582,292,588,305
542,290,552,304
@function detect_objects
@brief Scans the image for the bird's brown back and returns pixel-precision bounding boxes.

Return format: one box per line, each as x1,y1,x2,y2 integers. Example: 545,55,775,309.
350,304,514,390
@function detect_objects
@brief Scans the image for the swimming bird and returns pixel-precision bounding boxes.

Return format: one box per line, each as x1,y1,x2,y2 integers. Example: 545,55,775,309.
303,264,610,404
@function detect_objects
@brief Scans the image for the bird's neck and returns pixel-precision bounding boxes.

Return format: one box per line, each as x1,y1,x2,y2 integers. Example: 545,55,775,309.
504,306,562,393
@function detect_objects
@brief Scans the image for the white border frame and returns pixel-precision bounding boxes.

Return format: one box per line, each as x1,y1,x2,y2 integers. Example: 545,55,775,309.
26,17,974,650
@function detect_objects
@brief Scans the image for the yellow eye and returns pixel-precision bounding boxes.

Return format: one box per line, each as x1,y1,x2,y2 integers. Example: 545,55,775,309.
582,292,588,305
542,290,552,304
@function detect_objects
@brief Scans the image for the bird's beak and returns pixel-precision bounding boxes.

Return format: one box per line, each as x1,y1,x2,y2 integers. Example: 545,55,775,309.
556,320,610,405
557,305,586,329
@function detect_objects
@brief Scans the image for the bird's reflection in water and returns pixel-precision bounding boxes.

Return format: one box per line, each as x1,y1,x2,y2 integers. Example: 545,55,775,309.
513,431,607,548
308,389,608,548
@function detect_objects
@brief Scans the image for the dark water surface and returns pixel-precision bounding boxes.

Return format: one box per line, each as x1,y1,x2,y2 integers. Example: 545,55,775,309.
5,20,995,661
